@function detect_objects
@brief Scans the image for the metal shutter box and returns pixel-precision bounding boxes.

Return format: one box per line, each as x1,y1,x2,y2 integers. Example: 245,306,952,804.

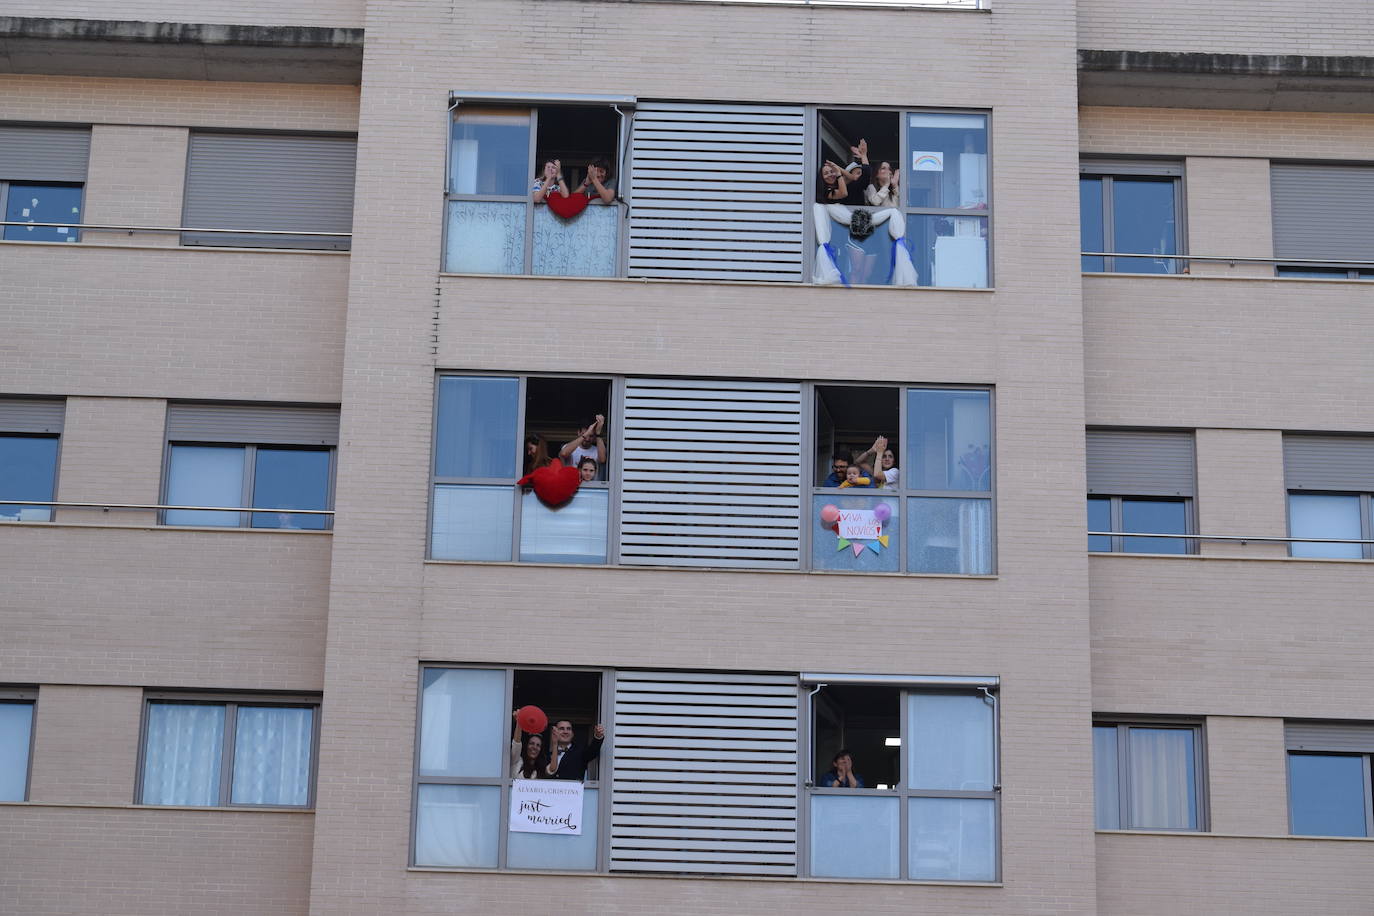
0,126,90,182
627,102,805,282
610,670,799,876
1271,164,1374,262
1286,721,1374,753
618,378,802,569
0,398,64,434
1086,430,1195,496
166,405,339,445
1284,435,1374,491
182,133,356,250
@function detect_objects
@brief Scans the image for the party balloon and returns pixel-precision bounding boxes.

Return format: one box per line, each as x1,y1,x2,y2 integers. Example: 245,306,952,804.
820,504,840,524
873,503,892,523
516,705,548,734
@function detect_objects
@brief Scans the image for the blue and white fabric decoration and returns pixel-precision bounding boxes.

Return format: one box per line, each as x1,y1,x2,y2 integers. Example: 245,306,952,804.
811,203,918,287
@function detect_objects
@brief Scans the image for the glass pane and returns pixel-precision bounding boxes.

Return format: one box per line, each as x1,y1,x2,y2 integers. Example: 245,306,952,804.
907,389,992,491
251,449,331,530
1289,754,1368,837
908,797,996,881
810,794,899,879
1093,726,1121,829
1087,497,1112,552
909,498,992,574
812,493,900,573
0,435,58,521
450,110,530,196
445,201,526,274
1278,267,1350,279
532,204,618,278
1080,177,1104,271
826,216,901,287
419,668,506,778
142,703,225,806
907,693,994,791
165,445,245,527
904,215,987,288
1126,727,1197,829
906,113,988,211
1122,499,1188,554
435,376,520,479
231,707,313,806
506,787,600,870
1289,493,1363,559
0,702,33,801
415,784,501,867
431,485,514,561
1112,178,1177,274
519,488,607,563
3,183,82,242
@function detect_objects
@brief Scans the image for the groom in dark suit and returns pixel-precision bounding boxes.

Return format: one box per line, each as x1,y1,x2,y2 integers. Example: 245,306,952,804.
547,719,605,780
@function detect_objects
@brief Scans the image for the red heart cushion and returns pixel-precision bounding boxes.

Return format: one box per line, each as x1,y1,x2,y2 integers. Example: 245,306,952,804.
546,192,589,219
517,463,582,507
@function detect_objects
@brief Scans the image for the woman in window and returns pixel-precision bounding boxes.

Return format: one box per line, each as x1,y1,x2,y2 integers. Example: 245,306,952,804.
511,714,546,780
817,138,871,206
865,162,901,209
574,157,616,204
532,158,569,204
853,436,899,489
819,749,865,788
525,433,554,475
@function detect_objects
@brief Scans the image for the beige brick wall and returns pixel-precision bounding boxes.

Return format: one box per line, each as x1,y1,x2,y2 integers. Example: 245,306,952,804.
0,805,314,916
1183,157,1273,276
27,685,143,805
1081,106,1374,161
1205,716,1288,836
3,0,362,27
54,396,167,526
83,125,189,247
1194,429,1287,558
1077,0,1371,56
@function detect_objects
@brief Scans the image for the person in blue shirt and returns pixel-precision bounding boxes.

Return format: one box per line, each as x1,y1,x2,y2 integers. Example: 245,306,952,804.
822,453,852,487
819,749,865,788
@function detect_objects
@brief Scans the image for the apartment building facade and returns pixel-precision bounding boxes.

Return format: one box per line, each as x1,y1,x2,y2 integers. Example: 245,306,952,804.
0,1,1370,914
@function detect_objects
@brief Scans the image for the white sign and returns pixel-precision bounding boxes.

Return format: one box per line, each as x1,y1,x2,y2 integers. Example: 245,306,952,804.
837,509,882,541
508,779,584,835
912,150,945,172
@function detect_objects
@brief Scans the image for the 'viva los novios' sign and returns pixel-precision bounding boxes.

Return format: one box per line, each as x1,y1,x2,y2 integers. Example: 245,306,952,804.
837,509,882,541
508,779,583,835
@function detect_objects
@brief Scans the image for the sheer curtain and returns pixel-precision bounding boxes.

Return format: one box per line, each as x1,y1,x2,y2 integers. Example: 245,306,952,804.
1127,727,1196,829
142,703,224,805
231,707,313,805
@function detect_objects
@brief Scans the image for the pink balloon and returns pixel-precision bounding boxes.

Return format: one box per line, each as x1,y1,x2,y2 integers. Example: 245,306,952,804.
820,504,840,524
873,503,892,523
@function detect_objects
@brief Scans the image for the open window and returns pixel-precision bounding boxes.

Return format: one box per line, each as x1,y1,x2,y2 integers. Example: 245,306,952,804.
445,96,631,277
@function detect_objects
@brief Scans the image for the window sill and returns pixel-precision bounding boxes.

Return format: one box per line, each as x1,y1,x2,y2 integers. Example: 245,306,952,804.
423,558,996,580
0,800,313,814
1097,828,1374,843
438,271,995,293
0,238,348,256
408,865,1000,887
1088,551,1372,565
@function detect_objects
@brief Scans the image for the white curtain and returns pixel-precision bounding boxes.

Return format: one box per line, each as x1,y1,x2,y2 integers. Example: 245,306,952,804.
811,203,918,287
231,707,313,805
1127,728,1195,829
142,703,224,805
958,499,993,574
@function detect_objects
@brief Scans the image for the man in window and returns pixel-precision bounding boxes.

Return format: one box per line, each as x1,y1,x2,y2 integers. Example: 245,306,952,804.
546,719,605,781
823,453,851,487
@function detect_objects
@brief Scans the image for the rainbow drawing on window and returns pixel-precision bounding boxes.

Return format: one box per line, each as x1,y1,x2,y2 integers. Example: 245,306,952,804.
912,151,944,172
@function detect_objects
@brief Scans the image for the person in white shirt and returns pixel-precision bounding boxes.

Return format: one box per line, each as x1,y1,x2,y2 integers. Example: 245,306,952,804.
853,435,900,489
560,414,606,476
865,161,901,209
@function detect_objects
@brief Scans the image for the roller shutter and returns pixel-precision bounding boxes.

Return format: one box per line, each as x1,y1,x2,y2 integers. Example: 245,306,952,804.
627,102,805,281
1284,435,1374,492
0,126,90,182
1271,164,1374,263
1086,430,1195,496
610,670,799,876
618,378,802,569
166,404,339,445
1286,721,1374,753
0,398,64,434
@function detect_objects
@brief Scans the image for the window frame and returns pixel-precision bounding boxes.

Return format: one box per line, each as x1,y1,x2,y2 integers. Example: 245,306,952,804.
0,687,38,802
410,663,614,872
1079,160,1185,274
1087,494,1195,554
0,430,62,523
1093,718,1208,832
1285,491,1374,559
134,691,321,809
1286,751,1374,837
160,441,337,530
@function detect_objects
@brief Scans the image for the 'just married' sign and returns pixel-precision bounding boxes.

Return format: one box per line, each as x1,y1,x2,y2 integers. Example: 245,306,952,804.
508,779,583,835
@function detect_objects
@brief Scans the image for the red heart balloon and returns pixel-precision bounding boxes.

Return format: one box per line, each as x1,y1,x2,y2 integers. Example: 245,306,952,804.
545,192,590,219
517,463,582,507
517,705,548,734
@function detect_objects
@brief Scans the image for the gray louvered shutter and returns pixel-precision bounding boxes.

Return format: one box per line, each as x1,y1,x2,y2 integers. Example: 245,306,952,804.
1272,164,1374,262
166,405,339,445
627,102,805,281
1086,430,1195,496
0,398,64,433
619,378,802,569
1286,721,1374,753
182,133,355,250
610,670,798,876
0,126,90,182
1284,435,1374,491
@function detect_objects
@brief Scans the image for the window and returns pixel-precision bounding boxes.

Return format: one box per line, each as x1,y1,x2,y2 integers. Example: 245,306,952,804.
0,689,36,802
181,132,355,250
805,676,999,881
162,404,338,529
1080,161,1182,273
0,125,88,243
1086,429,1195,554
414,666,605,870
1284,435,1374,559
430,374,995,574
1093,721,1205,831
1272,164,1374,278
1286,722,1374,837
0,398,63,522
445,97,628,276
137,694,319,807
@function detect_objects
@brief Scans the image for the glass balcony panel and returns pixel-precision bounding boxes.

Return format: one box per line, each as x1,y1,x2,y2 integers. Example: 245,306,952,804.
908,497,992,574
904,215,987,288
520,488,608,564
532,204,618,277
828,216,900,286
506,787,600,870
908,797,996,881
810,793,899,879
431,485,514,561
812,493,900,573
445,201,526,274
415,784,501,867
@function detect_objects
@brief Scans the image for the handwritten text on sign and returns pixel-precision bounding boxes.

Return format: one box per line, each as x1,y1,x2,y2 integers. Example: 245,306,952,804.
509,779,583,835
837,509,882,541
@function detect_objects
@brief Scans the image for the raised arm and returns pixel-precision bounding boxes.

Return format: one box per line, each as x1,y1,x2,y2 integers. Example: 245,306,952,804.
593,414,607,464
559,423,594,461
